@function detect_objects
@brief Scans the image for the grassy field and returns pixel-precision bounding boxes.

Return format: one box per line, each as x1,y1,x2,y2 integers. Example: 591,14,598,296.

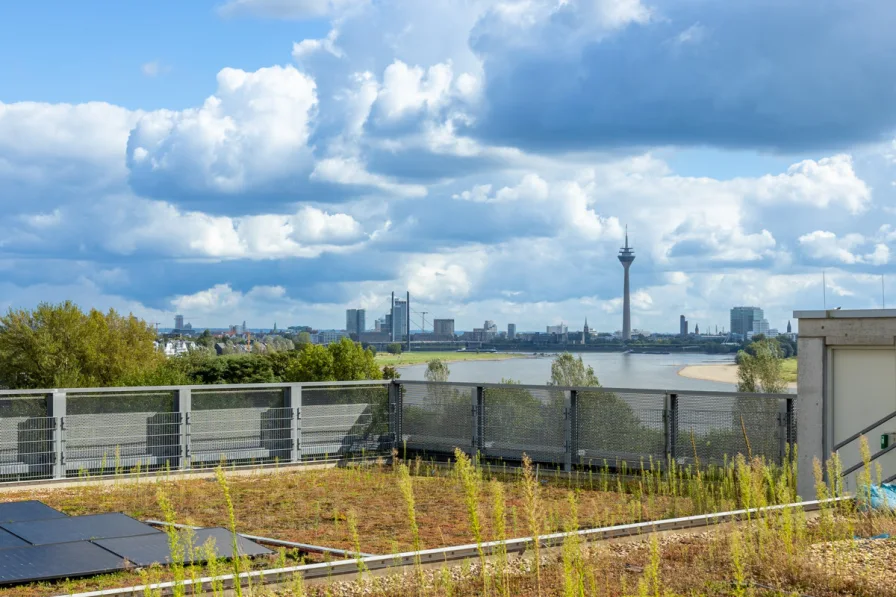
782,356,798,383
1,448,893,596
375,350,529,366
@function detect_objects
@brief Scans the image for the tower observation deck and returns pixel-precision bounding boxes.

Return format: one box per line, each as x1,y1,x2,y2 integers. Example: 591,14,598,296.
617,227,635,341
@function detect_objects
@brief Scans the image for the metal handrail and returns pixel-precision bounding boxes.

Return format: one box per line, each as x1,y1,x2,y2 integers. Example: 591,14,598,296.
840,442,896,477
144,520,375,558
397,380,792,400
0,379,392,396
0,379,795,400
834,408,896,451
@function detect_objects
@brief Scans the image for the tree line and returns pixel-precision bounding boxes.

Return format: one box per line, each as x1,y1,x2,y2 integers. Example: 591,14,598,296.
0,302,387,389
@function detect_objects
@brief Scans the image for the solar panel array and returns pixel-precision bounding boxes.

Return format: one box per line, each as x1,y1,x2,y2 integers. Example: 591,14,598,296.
0,500,273,586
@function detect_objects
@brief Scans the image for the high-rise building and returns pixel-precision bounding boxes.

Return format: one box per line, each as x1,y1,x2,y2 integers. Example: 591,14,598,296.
174,314,184,331
617,227,635,341
484,320,497,333
679,315,689,337
433,319,455,336
345,309,366,337
752,318,770,336
547,323,568,335
507,323,516,340
730,307,764,337
391,299,408,341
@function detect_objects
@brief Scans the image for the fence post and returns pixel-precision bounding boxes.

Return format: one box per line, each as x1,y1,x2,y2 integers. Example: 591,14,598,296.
286,384,302,463
666,393,678,466
565,390,578,472
786,396,796,458
175,387,191,471
472,386,484,456
388,381,402,455
48,391,66,480
778,398,790,465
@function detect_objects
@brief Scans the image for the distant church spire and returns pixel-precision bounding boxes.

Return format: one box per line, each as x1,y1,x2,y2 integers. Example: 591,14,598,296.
787,320,792,333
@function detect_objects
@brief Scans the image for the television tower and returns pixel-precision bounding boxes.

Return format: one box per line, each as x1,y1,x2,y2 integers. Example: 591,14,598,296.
617,226,635,341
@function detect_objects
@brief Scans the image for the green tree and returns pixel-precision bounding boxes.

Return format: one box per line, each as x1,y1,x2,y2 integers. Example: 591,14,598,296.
386,343,403,355
328,337,382,381
281,344,335,382
263,335,295,353
0,301,164,389
196,329,215,349
295,331,312,346
737,338,786,393
381,365,401,380
424,359,450,383
189,354,276,385
549,352,600,387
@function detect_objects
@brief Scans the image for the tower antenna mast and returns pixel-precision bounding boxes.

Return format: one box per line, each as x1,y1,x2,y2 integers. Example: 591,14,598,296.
617,225,635,341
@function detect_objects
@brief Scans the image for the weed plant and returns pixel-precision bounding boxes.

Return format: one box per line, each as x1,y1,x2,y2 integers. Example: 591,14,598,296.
2,440,896,596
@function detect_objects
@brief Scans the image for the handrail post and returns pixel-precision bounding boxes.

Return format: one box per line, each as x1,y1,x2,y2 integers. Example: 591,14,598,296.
666,393,678,466
778,398,789,465
287,384,302,463
175,387,191,471
565,390,578,472
48,391,66,480
472,386,484,457
388,381,402,455
786,396,795,457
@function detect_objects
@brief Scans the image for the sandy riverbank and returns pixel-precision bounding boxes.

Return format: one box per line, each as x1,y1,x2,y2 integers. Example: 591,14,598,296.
677,363,797,389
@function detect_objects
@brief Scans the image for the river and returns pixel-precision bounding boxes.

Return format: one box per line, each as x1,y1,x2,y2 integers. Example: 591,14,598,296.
397,352,739,392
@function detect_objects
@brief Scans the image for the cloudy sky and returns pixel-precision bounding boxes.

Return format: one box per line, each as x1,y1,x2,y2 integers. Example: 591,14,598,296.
1,0,895,334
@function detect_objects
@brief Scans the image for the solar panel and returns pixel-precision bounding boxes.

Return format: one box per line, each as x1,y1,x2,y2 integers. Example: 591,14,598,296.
0,500,67,523
0,529,29,550
95,528,274,567
0,513,161,545
0,541,127,585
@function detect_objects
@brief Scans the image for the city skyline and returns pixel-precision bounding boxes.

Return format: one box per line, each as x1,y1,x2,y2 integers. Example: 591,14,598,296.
2,2,894,336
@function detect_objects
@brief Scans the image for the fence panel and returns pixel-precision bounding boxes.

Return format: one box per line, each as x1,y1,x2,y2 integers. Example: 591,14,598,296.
65,412,181,474
63,390,179,476
400,383,474,456
301,385,390,460
0,394,54,481
576,389,666,468
190,388,291,466
675,393,783,466
482,386,566,465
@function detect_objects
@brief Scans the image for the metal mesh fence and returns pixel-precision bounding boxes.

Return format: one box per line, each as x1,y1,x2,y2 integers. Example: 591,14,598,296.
401,383,474,456
301,385,390,460
0,412,55,481
65,412,181,475
191,388,285,411
191,406,292,466
482,386,566,465
675,393,784,466
0,383,796,482
577,390,666,468
66,391,176,414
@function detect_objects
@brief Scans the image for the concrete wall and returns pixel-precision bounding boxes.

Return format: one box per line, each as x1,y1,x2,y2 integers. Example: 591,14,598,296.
794,310,896,498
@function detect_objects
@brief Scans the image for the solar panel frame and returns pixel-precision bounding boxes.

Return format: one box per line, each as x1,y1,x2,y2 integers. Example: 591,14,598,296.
94,528,274,567
0,541,128,586
0,513,161,545
0,500,68,524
